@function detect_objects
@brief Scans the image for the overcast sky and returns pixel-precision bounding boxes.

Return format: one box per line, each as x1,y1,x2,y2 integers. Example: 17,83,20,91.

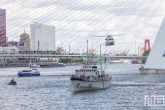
0,0,165,54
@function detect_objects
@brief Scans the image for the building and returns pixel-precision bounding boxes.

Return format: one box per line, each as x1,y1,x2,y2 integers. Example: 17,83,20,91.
88,49,96,55
7,41,18,47
0,46,19,54
18,42,28,51
30,23,55,51
56,47,65,54
0,9,6,47
20,30,30,50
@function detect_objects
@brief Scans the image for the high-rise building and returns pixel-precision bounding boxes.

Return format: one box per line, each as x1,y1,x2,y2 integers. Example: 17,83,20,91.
30,23,55,51
0,9,6,47
19,30,30,50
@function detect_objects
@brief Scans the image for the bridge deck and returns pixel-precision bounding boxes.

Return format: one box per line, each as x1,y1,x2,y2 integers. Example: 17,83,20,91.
0,54,147,60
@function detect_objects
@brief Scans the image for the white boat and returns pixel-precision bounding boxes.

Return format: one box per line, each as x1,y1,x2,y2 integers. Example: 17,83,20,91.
70,39,113,91
70,64,112,91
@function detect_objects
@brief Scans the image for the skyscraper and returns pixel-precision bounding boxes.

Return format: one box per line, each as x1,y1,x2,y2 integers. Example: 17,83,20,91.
0,9,6,47
30,23,55,51
19,30,30,50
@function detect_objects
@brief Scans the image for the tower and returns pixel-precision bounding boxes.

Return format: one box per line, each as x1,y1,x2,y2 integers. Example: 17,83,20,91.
19,30,30,50
0,9,6,47
144,39,150,51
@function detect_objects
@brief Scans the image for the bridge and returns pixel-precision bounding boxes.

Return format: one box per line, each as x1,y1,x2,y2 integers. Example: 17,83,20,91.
0,54,147,60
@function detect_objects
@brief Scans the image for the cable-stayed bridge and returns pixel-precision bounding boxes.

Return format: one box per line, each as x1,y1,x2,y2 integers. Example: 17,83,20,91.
0,0,164,62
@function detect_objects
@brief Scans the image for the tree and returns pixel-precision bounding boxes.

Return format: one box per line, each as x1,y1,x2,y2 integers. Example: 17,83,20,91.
142,49,151,56
142,49,151,64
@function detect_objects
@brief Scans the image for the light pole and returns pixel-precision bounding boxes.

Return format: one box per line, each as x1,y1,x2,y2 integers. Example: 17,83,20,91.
100,44,104,73
87,39,88,58
38,41,40,51
61,40,62,48
69,45,70,54
3,47,4,54
135,40,136,55
77,49,79,54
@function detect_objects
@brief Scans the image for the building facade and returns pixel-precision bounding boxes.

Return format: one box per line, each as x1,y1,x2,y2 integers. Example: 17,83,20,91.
30,23,55,51
0,9,6,47
56,47,65,54
20,30,30,50
7,41,18,47
0,46,19,54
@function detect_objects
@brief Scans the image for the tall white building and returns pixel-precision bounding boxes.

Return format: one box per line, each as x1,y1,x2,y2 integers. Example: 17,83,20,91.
30,23,55,51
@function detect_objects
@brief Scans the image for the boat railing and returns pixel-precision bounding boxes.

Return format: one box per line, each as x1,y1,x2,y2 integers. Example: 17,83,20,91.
71,74,112,81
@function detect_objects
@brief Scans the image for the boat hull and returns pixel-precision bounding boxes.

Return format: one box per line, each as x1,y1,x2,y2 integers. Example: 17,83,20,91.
71,80,111,91
8,82,17,85
18,72,40,77
40,63,65,68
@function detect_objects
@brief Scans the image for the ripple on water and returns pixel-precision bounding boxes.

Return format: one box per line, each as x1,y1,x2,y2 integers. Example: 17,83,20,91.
0,64,165,110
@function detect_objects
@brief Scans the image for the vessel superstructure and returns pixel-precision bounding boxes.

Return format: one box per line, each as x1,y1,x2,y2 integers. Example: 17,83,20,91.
70,64,112,91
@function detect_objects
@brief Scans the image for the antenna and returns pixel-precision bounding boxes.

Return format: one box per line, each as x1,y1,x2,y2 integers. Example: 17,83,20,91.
87,39,88,61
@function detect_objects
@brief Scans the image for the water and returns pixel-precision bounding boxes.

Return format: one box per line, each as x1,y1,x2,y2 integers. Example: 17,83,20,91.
0,64,165,110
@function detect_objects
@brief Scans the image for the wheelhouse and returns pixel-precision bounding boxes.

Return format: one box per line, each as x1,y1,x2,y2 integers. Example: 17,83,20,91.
75,65,100,76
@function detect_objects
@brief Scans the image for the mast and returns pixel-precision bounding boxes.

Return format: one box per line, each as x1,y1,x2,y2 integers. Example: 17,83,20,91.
85,39,90,65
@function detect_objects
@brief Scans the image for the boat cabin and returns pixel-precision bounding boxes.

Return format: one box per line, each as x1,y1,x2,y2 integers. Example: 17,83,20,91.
22,70,32,72
75,65,104,76
21,68,38,73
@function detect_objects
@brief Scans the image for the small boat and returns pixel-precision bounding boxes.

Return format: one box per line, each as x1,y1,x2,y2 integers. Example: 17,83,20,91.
8,78,17,85
30,63,40,68
18,68,40,77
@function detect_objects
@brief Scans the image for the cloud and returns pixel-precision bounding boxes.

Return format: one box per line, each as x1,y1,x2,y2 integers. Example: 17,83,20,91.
0,0,165,53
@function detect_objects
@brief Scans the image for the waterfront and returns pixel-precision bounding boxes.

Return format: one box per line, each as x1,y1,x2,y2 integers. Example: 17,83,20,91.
0,64,165,110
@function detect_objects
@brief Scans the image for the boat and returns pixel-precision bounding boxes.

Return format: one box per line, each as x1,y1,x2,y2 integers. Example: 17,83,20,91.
40,62,65,68
30,63,65,68
70,39,113,91
30,63,40,68
8,78,17,85
70,64,112,91
18,68,40,77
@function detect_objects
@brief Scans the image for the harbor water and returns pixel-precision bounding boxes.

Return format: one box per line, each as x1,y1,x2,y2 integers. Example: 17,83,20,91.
0,64,165,110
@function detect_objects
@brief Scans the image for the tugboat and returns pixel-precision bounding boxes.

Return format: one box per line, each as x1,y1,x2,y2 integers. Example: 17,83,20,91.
18,68,40,77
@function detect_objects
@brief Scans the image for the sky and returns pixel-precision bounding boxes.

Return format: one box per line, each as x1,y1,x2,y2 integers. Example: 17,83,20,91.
0,0,165,54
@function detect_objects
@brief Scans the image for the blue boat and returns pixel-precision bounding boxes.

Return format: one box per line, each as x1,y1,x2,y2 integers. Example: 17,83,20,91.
18,69,40,77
